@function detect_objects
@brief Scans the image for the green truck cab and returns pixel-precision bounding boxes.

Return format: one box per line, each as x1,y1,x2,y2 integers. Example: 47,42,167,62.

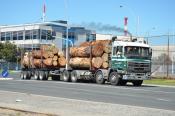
109,40,152,86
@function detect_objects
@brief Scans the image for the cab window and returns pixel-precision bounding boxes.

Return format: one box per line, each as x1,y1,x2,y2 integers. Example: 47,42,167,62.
113,46,123,56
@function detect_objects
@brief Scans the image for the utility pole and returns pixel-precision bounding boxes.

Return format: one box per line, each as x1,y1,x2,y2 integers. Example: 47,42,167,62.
167,33,169,78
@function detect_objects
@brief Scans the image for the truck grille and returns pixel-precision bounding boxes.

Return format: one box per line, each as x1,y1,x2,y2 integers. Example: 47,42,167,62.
128,62,150,73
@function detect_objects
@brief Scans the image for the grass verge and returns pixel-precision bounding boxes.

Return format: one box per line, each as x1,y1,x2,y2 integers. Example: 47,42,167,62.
144,78,175,86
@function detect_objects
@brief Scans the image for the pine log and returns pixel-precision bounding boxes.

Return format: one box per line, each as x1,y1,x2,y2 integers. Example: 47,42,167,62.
52,47,59,55
92,57,103,68
70,47,90,57
79,41,91,47
103,46,111,53
69,57,90,68
43,58,53,66
102,62,108,69
58,57,67,67
53,60,58,67
70,45,104,57
40,45,50,51
53,55,58,61
48,52,54,58
80,40,112,47
33,50,42,59
58,51,64,57
22,52,32,67
102,53,108,62
92,44,104,57
33,59,42,67
43,52,49,59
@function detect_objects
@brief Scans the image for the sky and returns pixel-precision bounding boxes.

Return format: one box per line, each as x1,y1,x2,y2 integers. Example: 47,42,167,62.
0,0,175,44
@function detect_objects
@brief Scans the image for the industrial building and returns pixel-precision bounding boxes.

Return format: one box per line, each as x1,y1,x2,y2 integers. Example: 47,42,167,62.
0,20,95,50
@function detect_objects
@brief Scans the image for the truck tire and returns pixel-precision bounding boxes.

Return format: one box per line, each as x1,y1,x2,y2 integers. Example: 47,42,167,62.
71,71,79,82
23,71,29,80
34,71,39,80
95,70,105,84
62,70,70,82
39,71,46,80
109,71,120,85
132,80,143,86
20,71,24,79
26,71,31,80
44,71,49,80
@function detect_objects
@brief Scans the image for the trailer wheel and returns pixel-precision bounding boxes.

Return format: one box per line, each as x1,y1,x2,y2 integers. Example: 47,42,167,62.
132,80,143,86
109,71,120,85
23,71,29,80
71,71,79,82
39,71,45,80
62,70,70,82
26,71,31,80
20,71,24,79
44,71,49,80
34,71,39,80
95,70,105,84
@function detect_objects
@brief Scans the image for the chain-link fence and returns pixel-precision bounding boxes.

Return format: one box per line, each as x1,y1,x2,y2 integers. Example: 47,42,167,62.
147,35,175,78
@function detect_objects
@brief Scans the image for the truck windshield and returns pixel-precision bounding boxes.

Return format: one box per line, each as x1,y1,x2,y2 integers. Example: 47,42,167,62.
124,46,151,59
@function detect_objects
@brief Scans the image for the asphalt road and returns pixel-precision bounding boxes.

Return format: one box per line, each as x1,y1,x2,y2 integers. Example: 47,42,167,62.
0,72,175,111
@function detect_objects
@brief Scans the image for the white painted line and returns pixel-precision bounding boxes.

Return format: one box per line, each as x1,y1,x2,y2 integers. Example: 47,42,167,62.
157,98,171,102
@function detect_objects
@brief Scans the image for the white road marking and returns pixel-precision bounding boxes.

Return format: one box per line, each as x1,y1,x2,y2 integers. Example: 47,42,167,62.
157,98,171,102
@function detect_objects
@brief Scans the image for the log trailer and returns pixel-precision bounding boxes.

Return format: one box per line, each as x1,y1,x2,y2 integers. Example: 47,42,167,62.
20,38,152,86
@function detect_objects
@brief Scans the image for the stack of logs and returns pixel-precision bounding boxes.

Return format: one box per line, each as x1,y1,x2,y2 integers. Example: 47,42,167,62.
69,40,112,69
22,45,66,68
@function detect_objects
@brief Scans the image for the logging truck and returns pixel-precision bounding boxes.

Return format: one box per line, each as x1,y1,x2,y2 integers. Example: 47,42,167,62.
20,39,152,86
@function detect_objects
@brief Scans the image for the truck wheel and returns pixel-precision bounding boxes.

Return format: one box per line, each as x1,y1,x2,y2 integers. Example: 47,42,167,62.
132,80,143,86
109,72,120,85
23,71,29,80
62,70,70,82
71,71,79,82
44,71,49,80
20,71,24,79
34,71,39,80
39,71,45,80
26,71,31,80
95,71,105,84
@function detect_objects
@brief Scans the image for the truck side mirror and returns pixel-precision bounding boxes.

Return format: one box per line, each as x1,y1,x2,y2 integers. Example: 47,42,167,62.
149,48,152,56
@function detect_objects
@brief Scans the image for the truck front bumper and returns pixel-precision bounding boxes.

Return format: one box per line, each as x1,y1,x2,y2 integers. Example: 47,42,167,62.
122,73,151,80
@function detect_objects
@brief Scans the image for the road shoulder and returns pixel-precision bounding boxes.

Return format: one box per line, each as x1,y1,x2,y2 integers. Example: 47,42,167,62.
0,90,175,116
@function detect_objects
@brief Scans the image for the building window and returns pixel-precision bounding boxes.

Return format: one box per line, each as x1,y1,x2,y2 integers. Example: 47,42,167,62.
1,32,5,41
47,30,52,40
13,32,17,40
41,30,47,40
6,32,11,41
25,30,30,40
18,31,23,40
33,29,39,39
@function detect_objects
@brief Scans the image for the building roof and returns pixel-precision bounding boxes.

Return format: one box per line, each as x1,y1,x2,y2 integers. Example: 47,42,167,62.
0,21,67,29
113,41,150,47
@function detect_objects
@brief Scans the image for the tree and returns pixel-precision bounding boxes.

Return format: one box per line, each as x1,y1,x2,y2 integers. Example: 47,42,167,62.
0,42,17,62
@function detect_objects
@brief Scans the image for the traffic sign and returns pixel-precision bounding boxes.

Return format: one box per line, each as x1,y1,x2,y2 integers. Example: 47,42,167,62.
1,70,9,78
